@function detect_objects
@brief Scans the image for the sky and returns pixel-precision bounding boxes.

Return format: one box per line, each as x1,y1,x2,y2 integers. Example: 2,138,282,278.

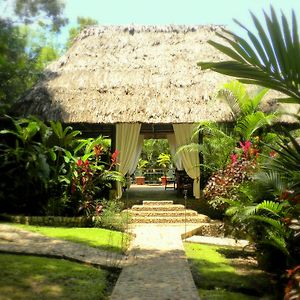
1,0,300,45
63,0,300,29
57,0,300,45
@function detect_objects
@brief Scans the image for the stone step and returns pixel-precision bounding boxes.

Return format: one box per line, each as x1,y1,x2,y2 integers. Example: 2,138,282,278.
130,214,210,224
131,204,185,211
142,200,174,206
125,209,198,217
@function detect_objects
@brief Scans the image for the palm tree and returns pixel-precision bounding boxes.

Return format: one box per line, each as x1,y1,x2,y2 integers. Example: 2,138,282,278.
218,80,277,140
198,6,300,104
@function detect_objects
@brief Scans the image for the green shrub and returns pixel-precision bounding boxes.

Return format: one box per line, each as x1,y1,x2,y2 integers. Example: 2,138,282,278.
94,200,130,231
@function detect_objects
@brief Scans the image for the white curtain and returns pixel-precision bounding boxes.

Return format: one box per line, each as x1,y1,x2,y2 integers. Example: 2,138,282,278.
167,133,183,170
173,124,200,199
128,135,144,175
116,123,141,198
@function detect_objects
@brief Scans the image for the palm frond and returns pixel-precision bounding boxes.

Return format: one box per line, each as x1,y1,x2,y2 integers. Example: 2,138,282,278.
255,200,286,217
198,6,300,102
236,111,276,139
253,170,287,196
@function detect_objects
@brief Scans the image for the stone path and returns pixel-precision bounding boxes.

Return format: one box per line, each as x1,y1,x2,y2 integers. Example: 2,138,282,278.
111,224,200,300
0,224,126,268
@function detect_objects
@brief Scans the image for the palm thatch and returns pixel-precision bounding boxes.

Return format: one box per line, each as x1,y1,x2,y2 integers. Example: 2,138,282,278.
16,25,287,124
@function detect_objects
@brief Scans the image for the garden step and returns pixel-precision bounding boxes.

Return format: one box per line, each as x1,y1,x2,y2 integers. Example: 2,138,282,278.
130,215,210,224
142,200,174,206
131,204,185,211
124,209,198,217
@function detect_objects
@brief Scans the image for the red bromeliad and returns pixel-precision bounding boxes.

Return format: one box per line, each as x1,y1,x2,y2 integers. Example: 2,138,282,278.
111,149,119,165
94,144,103,158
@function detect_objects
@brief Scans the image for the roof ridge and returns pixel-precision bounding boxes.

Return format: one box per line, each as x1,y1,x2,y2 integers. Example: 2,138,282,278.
75,24,225,41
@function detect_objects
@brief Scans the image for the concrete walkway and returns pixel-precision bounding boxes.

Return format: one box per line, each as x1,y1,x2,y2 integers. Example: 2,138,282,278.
0,224,126,268
111,224,200,300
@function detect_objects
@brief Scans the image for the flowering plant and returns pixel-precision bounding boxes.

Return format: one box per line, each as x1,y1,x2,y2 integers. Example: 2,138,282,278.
204,139,259,209
70,145,123,216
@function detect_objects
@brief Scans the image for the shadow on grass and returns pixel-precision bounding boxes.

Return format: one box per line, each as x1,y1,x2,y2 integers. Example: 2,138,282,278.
189,258,273,297
0,253,121,300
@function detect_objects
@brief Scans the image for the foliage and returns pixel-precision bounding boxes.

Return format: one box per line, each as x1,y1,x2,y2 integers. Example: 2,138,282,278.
183,81,277,187
197,5,300,292
223,132,300,273
66,16,98,49
0,254,109,300
0,116,123,216
0,20,36,111
141,139,170,168
205,150,257,210
198,6,300,104
157,152,172,176
11,224,129,253
94,199,129,232
0,1,65,113
135,158,149,176
6,0,68,32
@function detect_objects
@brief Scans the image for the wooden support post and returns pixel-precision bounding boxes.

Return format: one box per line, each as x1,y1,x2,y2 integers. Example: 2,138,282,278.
198,131,204,192
111,124,116,154
110,124,117,199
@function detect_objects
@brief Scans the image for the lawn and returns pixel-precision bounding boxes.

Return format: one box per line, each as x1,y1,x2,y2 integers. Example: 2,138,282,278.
10,224,130,253
0,253,119,300
184,242,276,299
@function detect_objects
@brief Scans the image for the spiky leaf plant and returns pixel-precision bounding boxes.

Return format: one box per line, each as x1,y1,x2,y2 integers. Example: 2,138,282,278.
198,6,300,104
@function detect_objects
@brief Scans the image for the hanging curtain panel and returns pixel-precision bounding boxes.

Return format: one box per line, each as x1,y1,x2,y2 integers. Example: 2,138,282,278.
173,124,200,199
116,123,141,198
167,133,183,171
128,135,144,175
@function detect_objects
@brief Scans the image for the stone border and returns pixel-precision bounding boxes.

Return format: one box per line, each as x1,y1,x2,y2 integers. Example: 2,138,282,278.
0,214,93,227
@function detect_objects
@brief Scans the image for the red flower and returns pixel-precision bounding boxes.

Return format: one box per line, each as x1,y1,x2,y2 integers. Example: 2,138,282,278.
269,150,277,158
230,153,238,164
77,158,83,167
239,140,251,156
84,159,89,167
111,149,119,165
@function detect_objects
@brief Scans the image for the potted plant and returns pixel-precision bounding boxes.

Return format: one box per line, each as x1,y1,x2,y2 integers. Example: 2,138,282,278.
157,153,171,186
135,159,148,185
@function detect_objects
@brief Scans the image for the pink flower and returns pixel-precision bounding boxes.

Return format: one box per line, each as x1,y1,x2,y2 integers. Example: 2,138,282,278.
230,153,238,164
239,140,251,156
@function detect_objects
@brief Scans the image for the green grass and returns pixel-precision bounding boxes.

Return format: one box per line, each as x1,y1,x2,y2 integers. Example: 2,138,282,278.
10,224,130,253
184,243,275,299
0,253,117,300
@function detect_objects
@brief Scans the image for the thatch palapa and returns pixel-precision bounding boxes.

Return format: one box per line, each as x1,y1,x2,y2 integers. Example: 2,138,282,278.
17,25,288,124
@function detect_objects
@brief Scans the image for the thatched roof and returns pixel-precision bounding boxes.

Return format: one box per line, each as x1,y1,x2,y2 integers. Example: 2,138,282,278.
17,25,289,124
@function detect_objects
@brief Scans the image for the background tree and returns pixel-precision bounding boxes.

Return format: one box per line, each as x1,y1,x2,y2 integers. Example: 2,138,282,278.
66,17,98,49
2,0,68,32
0,0,67,114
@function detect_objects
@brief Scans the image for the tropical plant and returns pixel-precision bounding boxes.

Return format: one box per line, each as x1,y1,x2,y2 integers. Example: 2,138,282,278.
198,6,300,104
0,116,123,216
222,131,300,273
135,158,149,176
157,153,172,177
141,139,170,168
